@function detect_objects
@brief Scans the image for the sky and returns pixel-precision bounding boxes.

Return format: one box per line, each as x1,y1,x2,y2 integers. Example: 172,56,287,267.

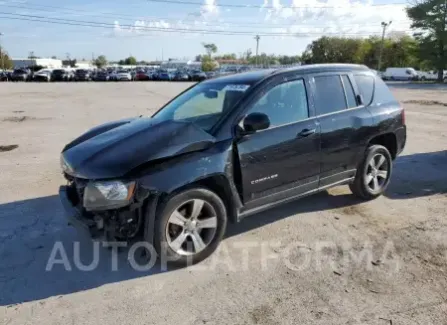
0,0,411,61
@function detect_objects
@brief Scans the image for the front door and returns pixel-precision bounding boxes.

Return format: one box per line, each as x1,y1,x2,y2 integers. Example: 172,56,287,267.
236,76,321,209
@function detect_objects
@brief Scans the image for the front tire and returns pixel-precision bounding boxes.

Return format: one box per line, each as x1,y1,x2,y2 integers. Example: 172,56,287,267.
349,145,392,200
154,187,227,266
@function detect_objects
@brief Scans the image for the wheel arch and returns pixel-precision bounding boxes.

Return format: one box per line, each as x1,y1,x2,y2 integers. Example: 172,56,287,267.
157,173,240,224
367,132,398,159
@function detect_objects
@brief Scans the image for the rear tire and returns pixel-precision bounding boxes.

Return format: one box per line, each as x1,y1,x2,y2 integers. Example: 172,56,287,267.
349,145,392,200
154,187,227,266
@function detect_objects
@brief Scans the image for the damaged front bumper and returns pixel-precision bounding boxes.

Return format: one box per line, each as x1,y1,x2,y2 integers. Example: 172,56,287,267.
59,185,100,238
59,183,159,244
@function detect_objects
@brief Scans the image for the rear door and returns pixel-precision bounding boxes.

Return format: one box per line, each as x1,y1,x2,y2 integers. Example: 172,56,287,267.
311,73,374,187
236,75,321,208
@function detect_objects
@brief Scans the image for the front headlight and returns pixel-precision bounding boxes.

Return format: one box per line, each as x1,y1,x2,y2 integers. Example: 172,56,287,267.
60,153,74,174
83,181,136,211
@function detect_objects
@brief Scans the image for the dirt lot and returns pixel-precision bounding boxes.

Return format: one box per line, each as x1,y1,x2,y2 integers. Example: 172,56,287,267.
0,82,446,325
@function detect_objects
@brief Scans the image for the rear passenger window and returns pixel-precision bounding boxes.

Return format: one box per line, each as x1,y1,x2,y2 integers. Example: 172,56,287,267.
314,75,347,115
354,75,374,105
341,75,357,108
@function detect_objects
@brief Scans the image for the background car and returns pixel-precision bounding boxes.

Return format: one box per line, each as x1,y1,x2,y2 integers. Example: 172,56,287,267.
157,69,174,81
205,71,217,79
33,69,52,82
94,70,110,81
0,70,9,81
114,70,132,81
52,69,74,82
11,68,31,82
191,70,207,81
173,71,190,81
135,70,151,81
74,69,92,81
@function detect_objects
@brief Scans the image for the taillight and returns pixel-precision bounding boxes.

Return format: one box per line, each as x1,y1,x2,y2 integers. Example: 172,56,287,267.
401,107,406,125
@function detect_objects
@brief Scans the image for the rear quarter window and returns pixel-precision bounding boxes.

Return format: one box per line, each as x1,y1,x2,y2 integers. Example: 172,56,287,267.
353,74,374,106
372,76,398,105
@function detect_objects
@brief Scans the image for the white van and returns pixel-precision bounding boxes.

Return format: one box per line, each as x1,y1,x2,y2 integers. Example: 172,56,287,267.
383,67,418,81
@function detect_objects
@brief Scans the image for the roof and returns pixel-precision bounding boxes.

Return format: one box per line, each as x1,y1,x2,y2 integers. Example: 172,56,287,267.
204,69,276,85
205,64,370,85
278,63,369,74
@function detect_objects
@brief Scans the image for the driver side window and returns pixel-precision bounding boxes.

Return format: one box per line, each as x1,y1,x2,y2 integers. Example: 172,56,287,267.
247,79,309,128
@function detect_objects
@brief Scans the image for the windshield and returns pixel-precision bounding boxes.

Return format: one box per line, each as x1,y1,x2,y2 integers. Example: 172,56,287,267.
53,69,65,74
153,81,251,131
117,70,128,73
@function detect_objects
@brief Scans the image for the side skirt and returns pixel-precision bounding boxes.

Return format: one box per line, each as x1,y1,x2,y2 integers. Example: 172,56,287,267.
237,177,355,221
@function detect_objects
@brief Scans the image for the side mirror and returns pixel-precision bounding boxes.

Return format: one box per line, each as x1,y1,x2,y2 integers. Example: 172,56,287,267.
242,112,270,134
204,90,218,99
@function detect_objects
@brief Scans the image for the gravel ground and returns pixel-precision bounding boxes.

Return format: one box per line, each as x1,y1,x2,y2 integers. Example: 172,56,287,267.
0,82,446,325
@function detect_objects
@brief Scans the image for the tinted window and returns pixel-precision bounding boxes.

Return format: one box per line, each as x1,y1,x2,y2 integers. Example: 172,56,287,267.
341,75,357,108
354,75,374,105
372,77,396,104
248,79,309,127
314,75,347,115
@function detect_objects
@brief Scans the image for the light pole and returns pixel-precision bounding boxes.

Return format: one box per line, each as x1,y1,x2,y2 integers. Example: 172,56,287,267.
0,32,4,71
377,21,391,72
254,35,260,67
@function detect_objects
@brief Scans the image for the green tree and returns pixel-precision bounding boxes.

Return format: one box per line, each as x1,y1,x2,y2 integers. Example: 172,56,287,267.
245,49,252,61
303,37,365,64
124,56,137,65
202,43,218,57
94,55,108,68
215,53,237,60
0,48,13,70
201,56,218,71
407,0,447,81
301,35,421,70
119,56,137,65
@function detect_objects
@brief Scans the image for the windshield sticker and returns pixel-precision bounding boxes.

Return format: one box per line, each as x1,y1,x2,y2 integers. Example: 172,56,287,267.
223,84,250,92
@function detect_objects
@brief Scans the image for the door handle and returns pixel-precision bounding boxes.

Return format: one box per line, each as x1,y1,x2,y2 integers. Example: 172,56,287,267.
298,128,316,137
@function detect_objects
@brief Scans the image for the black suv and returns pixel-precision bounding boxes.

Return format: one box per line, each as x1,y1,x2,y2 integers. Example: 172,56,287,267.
74,69,92,81
52,69,73,82
59,64,406,265
11,68,31,81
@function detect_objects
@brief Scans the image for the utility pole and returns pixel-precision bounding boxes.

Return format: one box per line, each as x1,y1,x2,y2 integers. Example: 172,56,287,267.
377,21,391,72
254,35,260,67
29,51,35,72
0,32,4,71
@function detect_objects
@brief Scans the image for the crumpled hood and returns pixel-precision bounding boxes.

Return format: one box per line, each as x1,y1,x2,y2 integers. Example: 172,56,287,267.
62,116,216,179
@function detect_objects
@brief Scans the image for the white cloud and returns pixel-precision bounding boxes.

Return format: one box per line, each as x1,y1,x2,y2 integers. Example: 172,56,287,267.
260,0,411,38
113,19,173,36
200,0,219,18
113,0,224,38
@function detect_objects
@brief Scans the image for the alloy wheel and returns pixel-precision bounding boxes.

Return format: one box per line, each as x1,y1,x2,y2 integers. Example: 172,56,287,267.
165,199,218,256
365,153,389,192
